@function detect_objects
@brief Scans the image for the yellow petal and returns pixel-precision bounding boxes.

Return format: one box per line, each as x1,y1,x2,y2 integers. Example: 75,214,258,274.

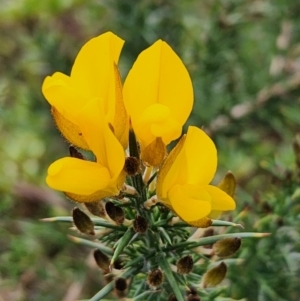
208,210,222,219
205,185,236,211
51,107,89,149
46,157,111,195
181,126,217,185
42,73,87,125
65,190,115,203
112,64,129,149
65,171,126,203
151,118,181,142
156,134,186,199
157,126,217,199
76,98,125,182
42,32,125,146
206,172,237,219
124,39,193,146
134,104,182,148
168,184,212,222
71,32,124,104
157,200,213,228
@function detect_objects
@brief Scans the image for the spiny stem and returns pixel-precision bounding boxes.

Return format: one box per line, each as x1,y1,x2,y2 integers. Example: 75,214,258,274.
68,236,113,255
164,232,270,252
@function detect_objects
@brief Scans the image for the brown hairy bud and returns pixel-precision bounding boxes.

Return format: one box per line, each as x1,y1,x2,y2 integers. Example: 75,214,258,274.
133,215,148,233
114,277,127,298
72,207,95,235
124,156,140,176
218,171,236,197
113,258,124,270
105,201,125,224
147,269,164,287
213,237,241,257
202,262,227,288
93,249,110,273
85,200,106,217
177,255,193,274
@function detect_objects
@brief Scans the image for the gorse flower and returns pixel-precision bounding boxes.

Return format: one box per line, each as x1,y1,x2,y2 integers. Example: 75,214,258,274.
43,32,127,202
40,31,261,301
42,32,128,150
46,98,126,202
43,30,234,214
156,126,236,226
123,40,193,166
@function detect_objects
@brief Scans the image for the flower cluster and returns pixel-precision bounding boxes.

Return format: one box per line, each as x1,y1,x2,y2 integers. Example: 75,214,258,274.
43,31,235,225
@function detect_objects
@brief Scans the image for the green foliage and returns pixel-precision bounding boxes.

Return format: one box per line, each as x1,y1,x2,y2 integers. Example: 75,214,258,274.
1,0,300,300
227,152,300,301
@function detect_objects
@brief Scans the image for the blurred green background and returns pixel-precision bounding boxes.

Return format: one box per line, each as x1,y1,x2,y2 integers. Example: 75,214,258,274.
1,0,300,300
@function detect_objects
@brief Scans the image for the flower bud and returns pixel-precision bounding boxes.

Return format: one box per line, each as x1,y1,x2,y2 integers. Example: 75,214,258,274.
133,215,148,233
69,145,85,160
113,258,124,270
124,156,140,176
147,268,164,287
114,277,127,298
72,207,95,235
218,171,236,197
93,249,110,273
177,255,193,274
141,137,166,167
202,262,227,288
105,201,125,224
213,237,241,257
85,200,106,217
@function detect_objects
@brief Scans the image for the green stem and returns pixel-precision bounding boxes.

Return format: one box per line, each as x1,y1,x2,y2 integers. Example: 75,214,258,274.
41,216,123,230
158,252,185,301
129,130,147,204
68,236,113,255
162,220,243,228
110,227,136,266
163,232,270,252
134,290,153,300
124,250,156,268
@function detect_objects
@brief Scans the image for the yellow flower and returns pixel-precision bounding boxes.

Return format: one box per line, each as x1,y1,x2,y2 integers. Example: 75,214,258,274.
46,98,126,202
156,126,235,226
123,40,193,166
42,32,128,149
